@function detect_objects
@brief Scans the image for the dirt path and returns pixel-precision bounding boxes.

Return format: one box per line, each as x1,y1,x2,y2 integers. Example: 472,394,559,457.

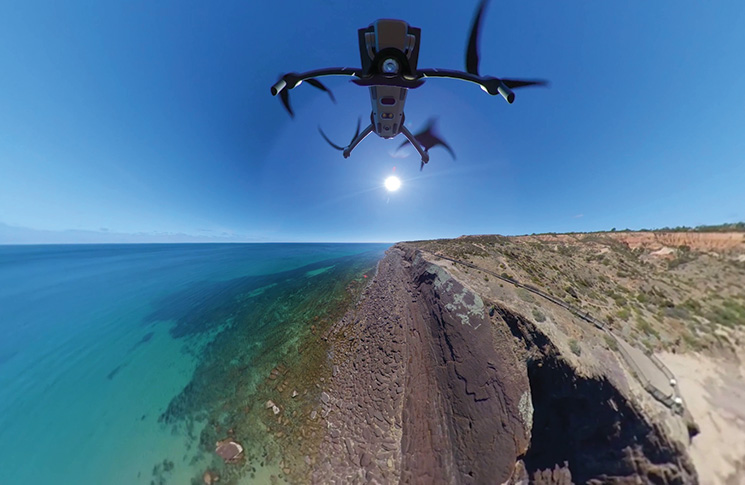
659,351,745,484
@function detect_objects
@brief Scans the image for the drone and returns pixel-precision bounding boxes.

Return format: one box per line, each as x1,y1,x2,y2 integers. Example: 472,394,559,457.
270,0,547,170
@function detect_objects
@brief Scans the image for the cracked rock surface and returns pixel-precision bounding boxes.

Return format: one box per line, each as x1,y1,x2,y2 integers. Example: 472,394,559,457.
311,245,696,484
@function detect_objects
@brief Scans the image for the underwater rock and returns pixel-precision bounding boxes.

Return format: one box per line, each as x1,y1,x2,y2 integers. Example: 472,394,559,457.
202,470,219,484
265,400,275,409
215,439,244,463
272,405,280,415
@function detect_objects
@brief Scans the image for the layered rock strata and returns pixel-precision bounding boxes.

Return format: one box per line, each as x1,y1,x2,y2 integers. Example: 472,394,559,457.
312,245,696,484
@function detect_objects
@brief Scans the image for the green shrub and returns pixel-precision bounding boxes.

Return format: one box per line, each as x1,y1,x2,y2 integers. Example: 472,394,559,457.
682,331,701,350
681,299,702,314
708,300,745,327
532,308,547,322
664,306,691,321
603,334,619,351
569,339,582,356
636,317,660,338
517,288,535,303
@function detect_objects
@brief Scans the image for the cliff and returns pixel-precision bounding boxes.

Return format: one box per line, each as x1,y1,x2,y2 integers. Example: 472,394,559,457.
312,244,698,484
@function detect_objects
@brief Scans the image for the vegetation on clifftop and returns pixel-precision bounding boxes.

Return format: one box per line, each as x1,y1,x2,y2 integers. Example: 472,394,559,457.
406,230,745,355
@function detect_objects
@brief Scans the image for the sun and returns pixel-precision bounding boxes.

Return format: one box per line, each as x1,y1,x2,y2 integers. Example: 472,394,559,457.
384,175,401,192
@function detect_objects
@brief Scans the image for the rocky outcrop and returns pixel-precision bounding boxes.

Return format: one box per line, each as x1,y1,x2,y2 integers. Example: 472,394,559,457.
400,246,532,484
498,308,697,484
316,245,697,484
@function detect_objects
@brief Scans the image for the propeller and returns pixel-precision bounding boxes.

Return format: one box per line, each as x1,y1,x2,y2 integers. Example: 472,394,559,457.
466,0,488,76
502,78,548,89
277,76,336,118
465,0,549,102
398,119,455,158
319,118,361,151
397,118,455,171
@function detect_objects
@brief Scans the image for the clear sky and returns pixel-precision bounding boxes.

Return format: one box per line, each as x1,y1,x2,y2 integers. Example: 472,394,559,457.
1,0,743,243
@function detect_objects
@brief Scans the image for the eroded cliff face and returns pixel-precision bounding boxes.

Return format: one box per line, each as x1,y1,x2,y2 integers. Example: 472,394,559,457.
316,246,696,484
496,308,697,484
400,245,696,484
401,247,532,483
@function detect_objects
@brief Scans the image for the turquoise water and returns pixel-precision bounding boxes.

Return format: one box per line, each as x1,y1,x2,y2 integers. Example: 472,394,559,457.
0,243,387,484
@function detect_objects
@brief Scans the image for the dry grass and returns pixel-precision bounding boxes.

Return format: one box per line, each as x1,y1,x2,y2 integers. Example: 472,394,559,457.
406,231,745,354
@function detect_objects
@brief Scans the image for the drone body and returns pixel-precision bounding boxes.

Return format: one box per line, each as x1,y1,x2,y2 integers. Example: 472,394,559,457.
271,0,546,170
360,20,418,140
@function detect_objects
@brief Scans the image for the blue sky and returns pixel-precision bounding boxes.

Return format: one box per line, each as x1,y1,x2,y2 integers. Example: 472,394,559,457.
1,0,743,243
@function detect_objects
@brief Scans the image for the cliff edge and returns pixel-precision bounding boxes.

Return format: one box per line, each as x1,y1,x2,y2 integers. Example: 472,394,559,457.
313,244,697,484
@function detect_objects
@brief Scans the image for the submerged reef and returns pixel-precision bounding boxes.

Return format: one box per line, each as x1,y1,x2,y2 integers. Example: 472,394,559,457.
146,251,381,484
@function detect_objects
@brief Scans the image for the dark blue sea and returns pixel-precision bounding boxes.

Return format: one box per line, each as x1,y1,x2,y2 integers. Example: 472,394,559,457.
0,243,388,484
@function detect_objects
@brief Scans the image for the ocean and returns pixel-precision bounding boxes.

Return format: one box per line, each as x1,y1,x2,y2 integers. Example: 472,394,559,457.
0,243,388,484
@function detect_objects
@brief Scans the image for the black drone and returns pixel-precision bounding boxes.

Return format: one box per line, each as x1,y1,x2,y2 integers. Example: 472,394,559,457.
271,0,547,170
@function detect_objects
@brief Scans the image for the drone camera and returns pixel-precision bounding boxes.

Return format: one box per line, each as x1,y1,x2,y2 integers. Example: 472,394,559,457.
382,58,400,74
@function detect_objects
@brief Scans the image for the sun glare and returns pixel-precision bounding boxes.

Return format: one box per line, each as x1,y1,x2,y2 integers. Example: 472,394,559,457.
384,176,401,192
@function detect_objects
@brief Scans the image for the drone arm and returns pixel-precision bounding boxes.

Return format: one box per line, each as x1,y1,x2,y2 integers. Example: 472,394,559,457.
400,125,430,165
418,69,545,103
342,123,374,159
271,68,361,95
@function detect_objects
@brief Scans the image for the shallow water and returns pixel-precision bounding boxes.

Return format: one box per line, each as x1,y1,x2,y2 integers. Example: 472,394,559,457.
0,243,387,484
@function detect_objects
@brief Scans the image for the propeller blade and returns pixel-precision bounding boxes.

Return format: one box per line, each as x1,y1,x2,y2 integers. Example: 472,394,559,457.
319,118,362,152
318,127,345,151
279,89,294,118
437,138,456,160
501,79,549,89
306,78,336,103
466,0,489,76
397,119,456,160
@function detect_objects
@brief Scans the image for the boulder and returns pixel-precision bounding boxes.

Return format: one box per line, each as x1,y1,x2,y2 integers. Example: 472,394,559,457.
215,439,243,463
203,470,220,484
